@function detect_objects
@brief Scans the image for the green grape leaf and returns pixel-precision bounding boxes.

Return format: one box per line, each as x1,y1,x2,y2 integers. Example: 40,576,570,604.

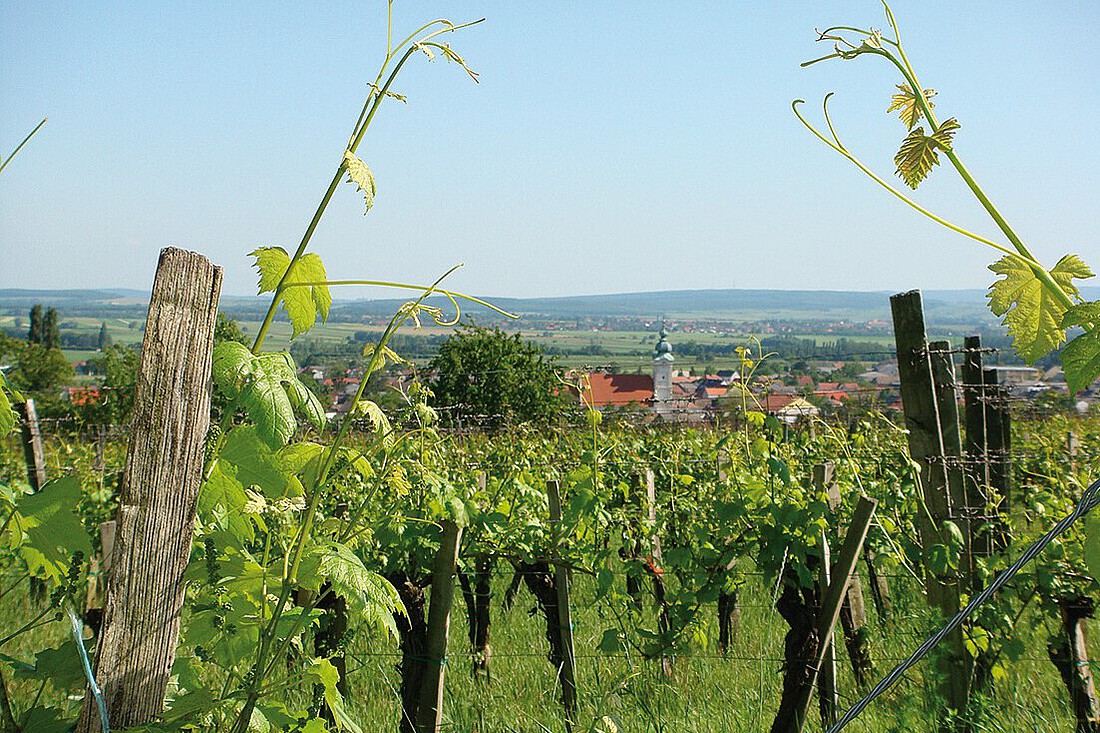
1061,301,1100,393
352,396,391,435
239,374,297,449
220,427,301,499
251,246,291,293
342,151,377,214
304,657,363,733
200,460,254,541
886,83,936,130
257,353,326,431
0,373,20,435
249,248,331,337
211,341,255,399
161,688,217,723
299,541,404,639
988,254,1093,363
13,637,89,691
894,118,960,189
12,476,93,581
12,707,69,733
1086,515,1100,582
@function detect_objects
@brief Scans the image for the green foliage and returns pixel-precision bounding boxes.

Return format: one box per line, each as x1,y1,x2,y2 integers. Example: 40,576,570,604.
27,305,43,344
213,313,248,346
0,374,20,436
342,151,376,214
1061,302,1100,393
893,117,959,189
299,542,404,638
430,325,568,428
41,308,60,351
83,344,140,425
212,342,325,448
250,247,332,337
7,343,72,395
988,254,1093,363
887,83,935,129
4,476,93,582
96,322,111,351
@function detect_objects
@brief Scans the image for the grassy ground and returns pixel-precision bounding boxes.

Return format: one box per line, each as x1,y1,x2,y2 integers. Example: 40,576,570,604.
345,571,1080,732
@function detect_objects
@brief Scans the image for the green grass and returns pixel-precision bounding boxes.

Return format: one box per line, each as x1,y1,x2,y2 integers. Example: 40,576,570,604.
341,571,1081,732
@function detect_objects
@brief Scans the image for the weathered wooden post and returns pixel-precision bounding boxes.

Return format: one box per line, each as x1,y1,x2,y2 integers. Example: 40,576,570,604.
415,519,463,733
817,463,874,688
547,479,579,728
76,248,222,733
777,496,878,733
18,398,46,491
890,291,972,723
644,468,673,676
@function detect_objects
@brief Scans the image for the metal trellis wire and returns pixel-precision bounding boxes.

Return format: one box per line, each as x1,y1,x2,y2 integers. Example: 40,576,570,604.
826,474,1100,733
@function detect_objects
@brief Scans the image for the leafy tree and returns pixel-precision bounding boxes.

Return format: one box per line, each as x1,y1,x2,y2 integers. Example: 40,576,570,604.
10,342,73,393
214,313,248,346
84,344,140,425
42,307,60,350
27,304,43,344
97,322,112,351
429,325,567,429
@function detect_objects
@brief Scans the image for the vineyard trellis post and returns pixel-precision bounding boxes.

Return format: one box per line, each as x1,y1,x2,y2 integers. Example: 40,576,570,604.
1068,432,1080,475
645,467,673,676
546,479,578,728
415,519,462,733
890,290,972,722
962,335,1012,555
815,464,839,725
783,495,878,733
85,520,117,634
76,248,222,732
18,398,46,492
819,463,874,688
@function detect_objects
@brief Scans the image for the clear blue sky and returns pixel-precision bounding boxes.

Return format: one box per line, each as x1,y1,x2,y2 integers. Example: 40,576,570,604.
2,2,1097,299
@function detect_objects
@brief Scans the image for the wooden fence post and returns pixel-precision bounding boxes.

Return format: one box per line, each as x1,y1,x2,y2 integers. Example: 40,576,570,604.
76,248,222,733
817,464,874,689
415,519,463,733
890,291,972,721
780,496,878,733
645,468,674,676
18,398,46,492
547,479,579,728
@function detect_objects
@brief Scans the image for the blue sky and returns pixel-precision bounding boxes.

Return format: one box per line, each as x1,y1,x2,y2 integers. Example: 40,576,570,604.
2,2,1097,299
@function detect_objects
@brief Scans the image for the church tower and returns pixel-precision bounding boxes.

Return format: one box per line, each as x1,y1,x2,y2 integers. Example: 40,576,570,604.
652,326,673,417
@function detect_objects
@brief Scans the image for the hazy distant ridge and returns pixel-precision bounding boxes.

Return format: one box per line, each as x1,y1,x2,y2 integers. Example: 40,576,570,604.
2,287,1098,324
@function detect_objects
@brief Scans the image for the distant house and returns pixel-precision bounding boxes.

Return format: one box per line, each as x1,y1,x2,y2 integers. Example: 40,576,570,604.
64,386,102,407
579,373,653,409
757,394,819,423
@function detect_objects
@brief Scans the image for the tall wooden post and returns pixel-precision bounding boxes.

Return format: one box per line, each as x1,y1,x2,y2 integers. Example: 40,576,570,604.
18,398,46,491
547,479,578,727
416,520,462,733
818,463,873,688
890,291,972,722
77,248,222,733
779,497,878,733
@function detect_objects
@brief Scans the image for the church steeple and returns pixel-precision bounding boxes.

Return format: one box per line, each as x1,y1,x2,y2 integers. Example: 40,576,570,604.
652,324,673,416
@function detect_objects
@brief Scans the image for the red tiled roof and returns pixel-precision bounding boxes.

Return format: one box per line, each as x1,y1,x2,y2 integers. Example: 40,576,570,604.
66,387,102,407
581,373,653,407
759,394,798,411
